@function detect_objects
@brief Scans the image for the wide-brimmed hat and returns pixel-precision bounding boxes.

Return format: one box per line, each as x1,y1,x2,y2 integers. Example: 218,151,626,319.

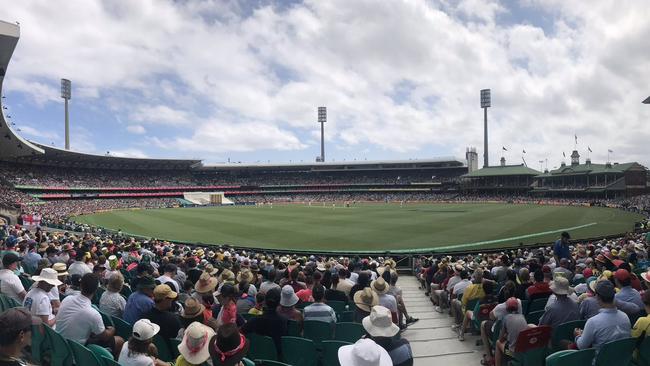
370,278,389,295
362,306,399,338
178,322,215,365
32,268,63,286
182,298,206,319
549,277,572,296
52,262,69,276
195,272,218,294
280,285,299,307
338,339,392,366
220,269,235,283
641,269,650,284
204,264,218,276
212,323,249,366
236,270,253,284
353,288,379,312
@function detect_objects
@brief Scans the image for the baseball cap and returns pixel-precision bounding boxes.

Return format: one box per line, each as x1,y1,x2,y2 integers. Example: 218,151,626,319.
2,252,23,267
582,268,593,278
506,297,519,311
153,284,177,301
132,319,160,341
614,269,631,282
595,280,616,299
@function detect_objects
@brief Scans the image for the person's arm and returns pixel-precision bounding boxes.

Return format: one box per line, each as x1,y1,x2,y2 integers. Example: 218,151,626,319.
574,320,594,349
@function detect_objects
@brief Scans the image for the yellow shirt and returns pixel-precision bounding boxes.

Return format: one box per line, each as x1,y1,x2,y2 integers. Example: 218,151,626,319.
632,315,650,338
461,283,485,309
248,307,263,315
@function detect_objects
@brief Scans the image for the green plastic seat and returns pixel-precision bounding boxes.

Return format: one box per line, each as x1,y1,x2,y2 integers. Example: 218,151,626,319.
110,315,133,340
92,287,106,305
637,336,650,366
68,339,103,366
31,323,48,364
257,360,291,366
101,355,122,366
322,340,351,366
19,276,34,291
337,311,354,323
169,338,181,359
471,302,497,332
526,297,548,315
551,320,586,352
525,310,545,325
287,319,301,336
545,349,596,366
242,358,256,366
281,336,317,366
246,333,278,361
152,333,175,362
594,337,636,366
335,322,365,343
303,320,333,348
86,344,114,363
327,300,347,314
43,324,74,366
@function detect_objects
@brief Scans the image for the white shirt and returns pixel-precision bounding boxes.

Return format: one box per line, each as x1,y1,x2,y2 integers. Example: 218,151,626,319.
0,269,25,303
453,279,472,296
56,294,105,344
68,261,92,277
378,293,398,313
156,274,180,292
24,287,54,321
118,342,155,366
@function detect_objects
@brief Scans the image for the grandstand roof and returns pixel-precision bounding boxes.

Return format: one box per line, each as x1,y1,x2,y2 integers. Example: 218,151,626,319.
538,162,643,177
463,164,541,177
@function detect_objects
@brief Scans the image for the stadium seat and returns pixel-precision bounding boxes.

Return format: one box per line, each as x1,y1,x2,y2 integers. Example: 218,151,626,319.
594,337,636,366
472,302,497,332
246,333,278,361
327,300,347,314
0,293,21,309
489,319,503,352
321,340,351,366
281,336,317,366
334,322,365,343
101,355,121,366
526,297,548,315
92,287,105,305
520,300,529,315
86,344,114,364
551,320,586,352
43,324,74,366
169,337,181,359
545,349,596,366
303,320,334,348
256,361,291,366
120,284,132,298
242,358,255,366
525,310,545,325
31,323,47,364
337,310,354,323
241,313,256,322
152,334,175,362
296,301,313,310
507,325,552,366
110,315,133,340
287,319,301,336
637,336,650,366
67,339,103,366
19,276,34,291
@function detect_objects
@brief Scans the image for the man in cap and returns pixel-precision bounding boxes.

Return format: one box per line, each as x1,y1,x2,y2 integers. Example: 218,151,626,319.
24,267,61,326
0,307,39,365
145,284,182,341
0,253,26,303
614,269,644,314
575,280,631,352
539,277,579,329
123,275,156,324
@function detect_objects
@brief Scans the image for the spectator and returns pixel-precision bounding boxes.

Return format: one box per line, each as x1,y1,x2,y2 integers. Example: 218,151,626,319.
210,323,249,366
259,268,280,294
304,285,337,324
539,277,580,329
580,277,639,320
575,280,631,353
241,287,287,359
526,270,552,300
371,278,398,323
215,283,237,327
553,231,572,264
277,285,304,328
145,285,182,341
180,298,207,332
68,250,91,277
235,282,255,314
552,258,574,283
338,338,392,366
363,305,413,366
336,268,354,297
24,268,61,326
123,276,156,325
0,307,39,366
100,273,127,318
0,253,26,303
248,292,265,316
118,319,170,366
614,269,645,313
176,321,215,366
157,264,180,293
325,273,349,303
353,287,379,322
56,273,124,358
631,290,650,338
495,298,529,366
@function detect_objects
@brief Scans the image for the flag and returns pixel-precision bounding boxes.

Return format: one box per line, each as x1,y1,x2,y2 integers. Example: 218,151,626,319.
522,149,526,154
608,149,613,153
588,146,592,153
563,152,566,157
502,147,508,151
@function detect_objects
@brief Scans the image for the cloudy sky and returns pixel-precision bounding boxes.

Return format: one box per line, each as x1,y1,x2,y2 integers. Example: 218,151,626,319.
0,0,649,168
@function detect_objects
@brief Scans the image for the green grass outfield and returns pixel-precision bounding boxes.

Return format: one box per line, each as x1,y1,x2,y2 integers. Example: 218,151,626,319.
73,203,643,253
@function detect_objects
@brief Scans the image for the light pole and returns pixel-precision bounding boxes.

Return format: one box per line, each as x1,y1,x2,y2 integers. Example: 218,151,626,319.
318,106,326,162
61,79,71,150
480,89,491,168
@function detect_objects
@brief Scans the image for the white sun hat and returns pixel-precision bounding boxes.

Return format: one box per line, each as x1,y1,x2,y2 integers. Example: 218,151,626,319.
338,339,392,366
31,268,63,286
362,306,400,338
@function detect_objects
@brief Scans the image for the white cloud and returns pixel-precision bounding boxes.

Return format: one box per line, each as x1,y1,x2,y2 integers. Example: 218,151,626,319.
15,125,59,141
109,149,149,158
129,105,190,125
126,125,146,134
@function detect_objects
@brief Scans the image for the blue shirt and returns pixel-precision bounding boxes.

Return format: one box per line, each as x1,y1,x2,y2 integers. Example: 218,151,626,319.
553,239,571,261
123,291,154,325
615,287,644,312
576,308,631,352
23,251,42,274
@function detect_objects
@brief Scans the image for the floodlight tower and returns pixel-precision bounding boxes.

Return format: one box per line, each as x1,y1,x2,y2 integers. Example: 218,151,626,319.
61,78,71,150
318,106,326,162
480,89,491,168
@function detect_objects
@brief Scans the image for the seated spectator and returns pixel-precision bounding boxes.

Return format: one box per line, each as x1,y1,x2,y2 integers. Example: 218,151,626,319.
118,319,170,366
304,285,337,324
325,273,349,303
145,284,183,341
338,338,392,366
526,270,552,300
277,285,304,329
363,305,413,366
100,273,127,318
259,268,280,294
614,269,645,314
458,279,497,341
235,282,255,314
180,298,206,332
495,298,529,366
575,280,631,353
539,277,580,329
193,272,218,319
451,269,483,333
57,273,124,358
68,250,91,277
210,323,249,366
0,307,40,366
215,283,237,327
157,264,180,293
579,278,640,319
371,278,398,323
241,288,287,359
123,276,156,325
480,295,523,365
631,290,650,338
387,270,417,328
176,321,215,366
24,268,61,326
350,271,371,301
0,253,26,303
248,292,265,316
354,287,379,322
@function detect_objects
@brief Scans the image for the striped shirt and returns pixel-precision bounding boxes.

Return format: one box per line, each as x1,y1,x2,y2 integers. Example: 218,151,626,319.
303,302,337,323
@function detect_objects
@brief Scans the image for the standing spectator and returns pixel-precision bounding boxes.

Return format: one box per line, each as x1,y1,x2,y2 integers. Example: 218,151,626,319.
0,253,26,303
539,277,580,329
145,285,182,341
0,307,39,366
24,268,61,326
575,280,631,352
363,305,413,366
56,273,124,358
100,273,127,318
123,276,156,325
304,285,337,324
553,232,572,265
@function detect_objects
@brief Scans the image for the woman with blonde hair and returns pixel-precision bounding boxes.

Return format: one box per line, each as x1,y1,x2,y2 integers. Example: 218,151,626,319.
100,272,127,318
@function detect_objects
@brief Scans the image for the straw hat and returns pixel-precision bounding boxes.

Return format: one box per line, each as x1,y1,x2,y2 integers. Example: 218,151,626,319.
182,298,206,319
204,264,218,276
236,270,253,284
195,272,218,294
52,262,69,277
549,277,572,296
370,278,389,295
177,322,215,365
353,288,379,313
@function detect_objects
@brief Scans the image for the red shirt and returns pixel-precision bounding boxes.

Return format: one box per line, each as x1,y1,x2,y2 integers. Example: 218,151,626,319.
527,282,552,299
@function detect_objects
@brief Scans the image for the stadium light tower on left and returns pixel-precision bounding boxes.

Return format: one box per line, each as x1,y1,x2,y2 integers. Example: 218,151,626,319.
61,78,71,150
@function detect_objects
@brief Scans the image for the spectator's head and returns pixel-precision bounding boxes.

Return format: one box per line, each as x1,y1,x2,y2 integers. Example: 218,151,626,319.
153,284,177,310
136,275,156,296
181,298,206,326
506,297,519,313
594,280,616,305
32,268,62,292
614,269,631,288
312,284,325,302
549,277,571,298
164,263,177,275
361,305,400,339
389,271,398,286
0,307,37,351
265,288,281,311
212,323,249,366
533,270,544,283
338,338,392,366
472,269,483,284
561,231,571,242
2,252,22,270
482,279,495,294
217,283,237,304
358,271,371,287
519,268,530,284
559,258,569,268
129,319,159,354
80,273,100,298
255,292,265,306
107,273,124,293
280,285,299,308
